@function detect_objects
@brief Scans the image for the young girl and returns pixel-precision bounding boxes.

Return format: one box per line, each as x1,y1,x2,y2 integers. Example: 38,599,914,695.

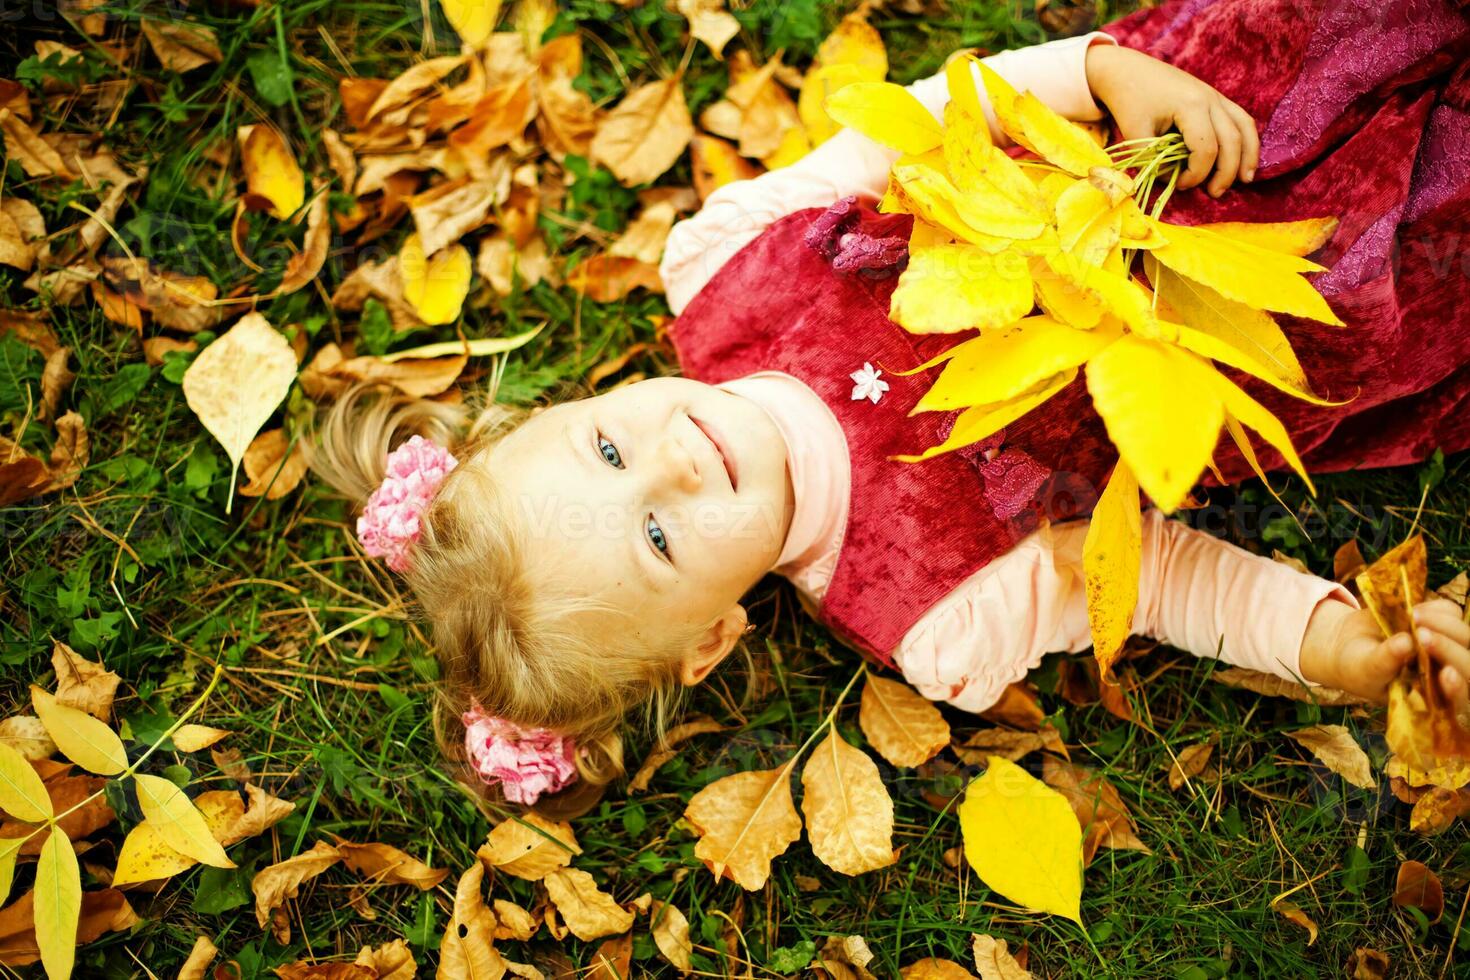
311,0,1470,809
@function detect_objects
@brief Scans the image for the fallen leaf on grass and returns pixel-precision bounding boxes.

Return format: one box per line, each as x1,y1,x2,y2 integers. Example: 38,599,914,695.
901,958,976,978
1286,725,1375,789
566,255,664,302
1392,860,1444,923
50,642,119,721
1334,538,1367,584
675,0,740,57
142,336,198,366
1408,786,1470,834
591,77,694,187
859,674,949,767
1347,948,1389,979
437,862,506,980
1166,739,1215,791
183,312,298,507
355,939,416,979
140,18,222,72
252,841,342,941
477,812,580,880
1271,898,1318,944
0,716,55,761
399,233,471,324
629,714,723,792
239,124,305,219
230,783,296,841
408,178,500,257
953,726,1066,765
240,428,309,500
336,840,448,890
536,34,599,159
801,730,896,876
971,935,1031,979
1210,667,1369,706
586,931,632,980
98,256,221,334
0,768,114,856
977,682,1046,730
493,898,538,941
134,773,235,868
1041,757,1149,865
650,899,693,972
168,724,232,753
0,887,135,968
31,685,126,777
690,133,762,201
178,935,218,980
542,868,633,941
0,109,73,179
34,832,80,979
818,934,878,980
684,762,802,890
958,756,1082,923
700,52,802,163
278,190,332,295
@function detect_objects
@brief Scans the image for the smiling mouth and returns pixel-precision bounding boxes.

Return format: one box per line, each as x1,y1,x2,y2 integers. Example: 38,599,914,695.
690,415,738,491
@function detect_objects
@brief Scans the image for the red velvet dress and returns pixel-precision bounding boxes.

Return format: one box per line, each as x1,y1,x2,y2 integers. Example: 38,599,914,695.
670,0,1470,662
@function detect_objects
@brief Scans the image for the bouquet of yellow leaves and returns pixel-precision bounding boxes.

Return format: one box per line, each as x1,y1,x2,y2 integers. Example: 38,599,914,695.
825,57,1343,677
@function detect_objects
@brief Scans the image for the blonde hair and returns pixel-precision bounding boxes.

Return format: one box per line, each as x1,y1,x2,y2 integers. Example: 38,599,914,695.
307,381,696,815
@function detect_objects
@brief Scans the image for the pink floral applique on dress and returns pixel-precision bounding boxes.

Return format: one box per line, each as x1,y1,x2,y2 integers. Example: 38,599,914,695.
940,423,1053,521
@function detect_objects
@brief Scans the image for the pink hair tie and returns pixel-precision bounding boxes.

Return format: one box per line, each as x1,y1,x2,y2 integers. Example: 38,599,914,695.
462,704,578,805
356,435,458,573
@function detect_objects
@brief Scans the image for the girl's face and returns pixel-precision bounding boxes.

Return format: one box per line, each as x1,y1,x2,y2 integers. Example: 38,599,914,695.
489,377,794,680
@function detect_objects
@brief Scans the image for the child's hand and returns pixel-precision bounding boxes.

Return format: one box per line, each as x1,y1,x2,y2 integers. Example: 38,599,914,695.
1084,44,1260,198
1302,598,1470,710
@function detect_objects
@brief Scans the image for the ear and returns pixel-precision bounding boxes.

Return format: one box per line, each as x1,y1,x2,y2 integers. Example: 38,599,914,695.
679,605,747,686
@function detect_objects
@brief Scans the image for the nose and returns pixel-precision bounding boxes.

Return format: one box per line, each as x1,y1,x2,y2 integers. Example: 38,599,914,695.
647,431,702,497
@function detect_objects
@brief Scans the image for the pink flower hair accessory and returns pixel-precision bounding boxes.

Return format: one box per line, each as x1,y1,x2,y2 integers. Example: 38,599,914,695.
356,435,458,573
462,704,579,805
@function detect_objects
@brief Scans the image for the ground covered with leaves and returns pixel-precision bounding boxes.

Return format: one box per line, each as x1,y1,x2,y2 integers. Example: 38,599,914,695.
4,0,1470,977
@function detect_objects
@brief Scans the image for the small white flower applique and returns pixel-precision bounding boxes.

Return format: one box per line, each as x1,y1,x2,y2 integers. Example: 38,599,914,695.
849,362,889,404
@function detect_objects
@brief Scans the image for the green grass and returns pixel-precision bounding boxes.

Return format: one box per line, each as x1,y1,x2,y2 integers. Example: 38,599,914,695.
4,0,1470,977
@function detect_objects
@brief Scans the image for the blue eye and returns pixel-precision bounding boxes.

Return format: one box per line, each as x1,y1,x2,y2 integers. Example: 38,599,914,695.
647,515,669,557
597,434,624,468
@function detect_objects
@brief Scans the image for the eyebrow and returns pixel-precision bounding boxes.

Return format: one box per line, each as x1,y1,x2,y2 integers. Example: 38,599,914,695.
563,417,662,592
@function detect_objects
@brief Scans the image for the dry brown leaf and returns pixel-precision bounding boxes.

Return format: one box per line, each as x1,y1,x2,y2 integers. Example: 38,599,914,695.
278,190,331,295
953,726,1066,765
566,254,663,302
859,674,949,768
901,959,977,979
329,258,425,333
801,730,896,876
1347,948,1389,979
0,79,30,120
98,257,221,334
536,35,598,158
690,133,762,202
0,309,60,356
675,0,740,57
0,888,135,967
353,939,416,979
273,963,377,979
1285,725,1375,789
437,861,506,980
476,233,552,296
1271,898,1318,945
408,178,500,257
240,428,309,500
225,783,296,844
183,312,298,505
449,74,537,174
1357,536,1427,634
1408,786,1470,834
978,682,1046,730
0,715,55,761
1166,739,1215,791
40,346,73,421
590,77,694,187
252,841,342,941
0,208,34,272
650,899,693,972
585,932,632,980
1393,860,1444,923
684,762,802,890
492,898,538,941
142,336,198,366
629,715,724,792
366,54,471,122
336,840,449,890
1334,538,1367,584
178,935,219,980
0,109,72,179
1041,757,1149,865
141,18,222,72
971,935,1031,980
477,812,580,880
542,868,634,941
608,200,678,265
1210,667,1370,706
818,935,878,980
699,52,802,162
50,641,119,720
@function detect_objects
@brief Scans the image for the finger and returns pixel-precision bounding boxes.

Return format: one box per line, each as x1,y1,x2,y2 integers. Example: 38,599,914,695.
1416,627,1470,682
1206,102,1242,197
1415,607,1470,648
1223,100,1260,181
1439,666,1470,725
1174,102,1218,189
1416,598,1463,620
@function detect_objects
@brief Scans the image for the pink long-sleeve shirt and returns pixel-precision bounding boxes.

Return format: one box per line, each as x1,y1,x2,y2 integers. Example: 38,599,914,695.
661,35,1357,711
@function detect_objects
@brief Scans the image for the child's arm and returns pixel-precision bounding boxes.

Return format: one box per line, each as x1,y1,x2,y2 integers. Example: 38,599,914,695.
896,510,1380,713
662,33,1118,314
